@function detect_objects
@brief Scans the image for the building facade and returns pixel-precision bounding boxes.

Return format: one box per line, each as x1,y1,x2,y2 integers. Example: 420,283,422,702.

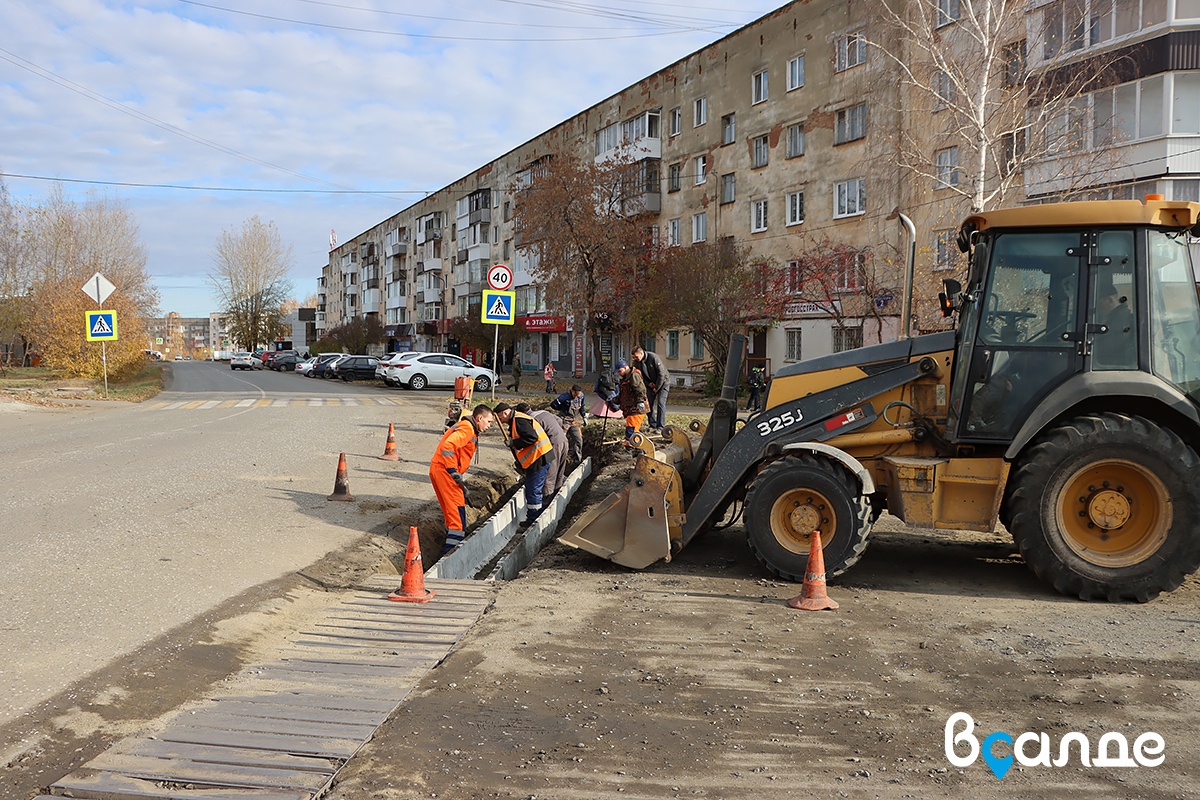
319,0,1199,383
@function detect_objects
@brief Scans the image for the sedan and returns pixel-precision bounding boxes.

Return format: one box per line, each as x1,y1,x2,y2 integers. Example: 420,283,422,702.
331,355,380,382
230,352,255,370
388,353,496,391
294,357,318,376
311,354,345,378
270,353,302,371
377,351,421,385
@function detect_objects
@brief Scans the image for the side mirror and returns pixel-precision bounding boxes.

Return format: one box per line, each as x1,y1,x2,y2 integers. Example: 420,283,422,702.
939,278,964,317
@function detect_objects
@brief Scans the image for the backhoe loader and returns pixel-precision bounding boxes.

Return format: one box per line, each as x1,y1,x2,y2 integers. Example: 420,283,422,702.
559,196,1200,601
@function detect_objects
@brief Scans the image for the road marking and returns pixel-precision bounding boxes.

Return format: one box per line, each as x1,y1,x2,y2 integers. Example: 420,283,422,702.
218,400,239,408
235,399,256,407
179,400,205,410
253,399,273,407
143,396,418,410
198,400,221,409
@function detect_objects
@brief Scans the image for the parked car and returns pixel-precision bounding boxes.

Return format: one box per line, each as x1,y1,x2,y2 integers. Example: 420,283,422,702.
230,352,255,370
251,350,266,369
331,355,380,382
317,354,350,379
294,356,318,377
388,352,497,391
270,353,302,371
377,351,420,385
309,353,343,378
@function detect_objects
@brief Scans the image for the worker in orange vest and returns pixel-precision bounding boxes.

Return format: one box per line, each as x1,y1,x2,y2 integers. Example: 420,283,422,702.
493,402,553,524
429,404,495,554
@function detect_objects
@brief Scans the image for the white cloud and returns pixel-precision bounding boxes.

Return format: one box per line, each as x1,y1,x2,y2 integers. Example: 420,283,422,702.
1,0,785,316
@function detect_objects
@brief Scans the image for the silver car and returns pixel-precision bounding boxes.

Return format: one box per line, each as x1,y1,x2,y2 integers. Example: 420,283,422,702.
230,352,255,370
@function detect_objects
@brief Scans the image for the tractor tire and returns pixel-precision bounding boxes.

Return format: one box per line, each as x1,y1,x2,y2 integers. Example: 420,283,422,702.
744,454,873,583
1006,413,1200,602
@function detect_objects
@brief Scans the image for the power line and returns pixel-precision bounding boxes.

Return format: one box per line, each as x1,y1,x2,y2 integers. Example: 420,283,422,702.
0,171,429,195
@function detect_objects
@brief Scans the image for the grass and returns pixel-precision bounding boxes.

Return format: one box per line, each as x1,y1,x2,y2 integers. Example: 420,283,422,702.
0,362,165,402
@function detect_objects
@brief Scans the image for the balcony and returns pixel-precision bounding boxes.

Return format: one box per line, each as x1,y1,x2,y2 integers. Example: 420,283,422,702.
623,191,661,216
421,287,442,304
418,258,443,274
389,242,407,257
457,248,469,265
469,207,491,225
362,288,382,309
364,278,380,290
390,268,407,283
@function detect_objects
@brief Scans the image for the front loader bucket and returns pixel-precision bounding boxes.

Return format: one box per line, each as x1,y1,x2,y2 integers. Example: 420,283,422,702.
558,455,680,569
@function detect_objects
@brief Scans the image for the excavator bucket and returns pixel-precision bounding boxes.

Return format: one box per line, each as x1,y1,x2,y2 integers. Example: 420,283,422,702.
558,448,684,569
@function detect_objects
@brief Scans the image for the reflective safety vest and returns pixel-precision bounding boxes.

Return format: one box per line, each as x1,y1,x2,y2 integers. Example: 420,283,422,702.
510,412,552,469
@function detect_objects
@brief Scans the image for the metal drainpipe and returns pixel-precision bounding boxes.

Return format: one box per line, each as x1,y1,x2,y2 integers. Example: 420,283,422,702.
898,212,916,340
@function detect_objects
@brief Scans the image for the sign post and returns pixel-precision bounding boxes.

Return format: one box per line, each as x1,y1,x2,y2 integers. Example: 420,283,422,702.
81,273,117,398
484,265,515,401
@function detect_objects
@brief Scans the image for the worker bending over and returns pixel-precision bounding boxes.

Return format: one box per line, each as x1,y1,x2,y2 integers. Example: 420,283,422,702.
493,402,553,525
429,404,494,554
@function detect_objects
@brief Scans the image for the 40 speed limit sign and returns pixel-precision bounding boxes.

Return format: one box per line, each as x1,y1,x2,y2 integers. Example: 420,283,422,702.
486,263,514,291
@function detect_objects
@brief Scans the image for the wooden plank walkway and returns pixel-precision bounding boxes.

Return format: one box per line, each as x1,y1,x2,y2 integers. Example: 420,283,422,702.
46,579,493,800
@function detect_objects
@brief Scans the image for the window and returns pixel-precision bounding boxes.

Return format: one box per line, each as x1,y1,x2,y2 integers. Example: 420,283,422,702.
837,252,866,291
785,329,802,361
691,335,705,359
787,123,805,158
694,155,707,185
752,135,770,168
835,31,867,72
833,326,863,353
936,147,960,188
751,199,769,232
694,96,707,126
669,107,682,136
786,190,805,225
668,162,681,192
692,212,707,243
639,333,656,353
785,260,803,294
752,70,769,104
999,129,1027,177
933,70,955,110
667,218,681,246
834,103,867,143
787,55,805,91
835,178,866,217
502,201,511,221
936,0,960,27
721,173,736,204
1002,40,1026,89
934,230,958,270
667,330,680,359
722,113,736,145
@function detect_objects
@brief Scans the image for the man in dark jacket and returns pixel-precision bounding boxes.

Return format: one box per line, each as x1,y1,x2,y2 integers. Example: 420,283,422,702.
631,345,670,432
615,359,648,441
494,402,553,524
549,384,588,464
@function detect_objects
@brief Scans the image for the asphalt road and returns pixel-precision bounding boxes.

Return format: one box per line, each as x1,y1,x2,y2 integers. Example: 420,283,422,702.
0,361,435,728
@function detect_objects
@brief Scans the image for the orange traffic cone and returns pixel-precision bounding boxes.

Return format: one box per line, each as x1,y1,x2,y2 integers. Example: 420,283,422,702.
388,526,435,603
786,530,839,611
378,423,399,461
327,452,354,501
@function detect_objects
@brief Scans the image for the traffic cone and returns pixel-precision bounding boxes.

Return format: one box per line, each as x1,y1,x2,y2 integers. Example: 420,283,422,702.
786,530,839,611
327,452,354,501
378,423,399,461
388,526,435,603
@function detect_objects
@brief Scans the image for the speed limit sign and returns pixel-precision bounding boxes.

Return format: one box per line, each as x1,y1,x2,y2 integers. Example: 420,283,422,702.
486,263,514,291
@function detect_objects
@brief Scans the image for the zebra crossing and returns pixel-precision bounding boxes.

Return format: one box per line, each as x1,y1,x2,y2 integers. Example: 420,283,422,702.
141,396,408,411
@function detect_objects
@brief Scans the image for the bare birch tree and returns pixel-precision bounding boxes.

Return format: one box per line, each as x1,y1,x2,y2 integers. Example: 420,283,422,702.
874,0,1130,213
208,215,293,351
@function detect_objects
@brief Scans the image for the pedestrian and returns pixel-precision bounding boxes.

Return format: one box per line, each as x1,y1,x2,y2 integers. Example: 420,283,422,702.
631,345,670,431
549,383,588,464
508,355,522,391
746,367,766,412
530,407,570,499
429,404,495,554
493,402,553,525
543,361,557,393
615,359,648,442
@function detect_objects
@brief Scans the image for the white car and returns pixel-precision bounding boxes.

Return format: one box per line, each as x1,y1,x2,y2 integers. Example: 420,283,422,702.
294,356,318,376
377,351,420,384
387,352,497,391
230,352,255,370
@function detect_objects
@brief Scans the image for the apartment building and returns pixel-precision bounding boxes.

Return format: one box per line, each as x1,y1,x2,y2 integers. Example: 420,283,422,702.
319,0,1197,381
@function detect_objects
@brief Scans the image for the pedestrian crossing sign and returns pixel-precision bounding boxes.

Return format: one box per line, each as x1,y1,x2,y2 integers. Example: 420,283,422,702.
481,290,515,325
86,310,118,341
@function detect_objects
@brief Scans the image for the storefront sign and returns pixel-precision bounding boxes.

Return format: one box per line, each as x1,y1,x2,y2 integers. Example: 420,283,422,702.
518,315,567,332
784,300,841,317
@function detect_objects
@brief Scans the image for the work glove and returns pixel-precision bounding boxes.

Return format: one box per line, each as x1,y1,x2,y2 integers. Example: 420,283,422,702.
637,402,646,412
452,472,465,487
582,413,590,423
607,400,619,412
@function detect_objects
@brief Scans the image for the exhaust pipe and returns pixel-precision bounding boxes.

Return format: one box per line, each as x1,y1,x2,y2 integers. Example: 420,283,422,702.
898,212,916,340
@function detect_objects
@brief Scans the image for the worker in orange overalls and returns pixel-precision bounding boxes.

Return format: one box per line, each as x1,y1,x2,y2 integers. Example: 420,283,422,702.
493,402,553,525
615,359,648,442
429,404,495,554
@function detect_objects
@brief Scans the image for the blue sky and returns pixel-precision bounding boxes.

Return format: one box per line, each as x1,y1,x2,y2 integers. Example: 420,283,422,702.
1,0,786,317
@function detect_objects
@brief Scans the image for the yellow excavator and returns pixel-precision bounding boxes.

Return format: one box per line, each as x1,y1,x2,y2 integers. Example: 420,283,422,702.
559,196,1200,601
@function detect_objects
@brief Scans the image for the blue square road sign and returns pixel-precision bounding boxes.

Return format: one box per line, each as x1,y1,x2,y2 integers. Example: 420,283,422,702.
86,310,119,341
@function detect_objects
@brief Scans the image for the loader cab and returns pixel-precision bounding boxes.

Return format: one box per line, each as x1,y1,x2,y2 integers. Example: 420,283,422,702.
948,199,1200,443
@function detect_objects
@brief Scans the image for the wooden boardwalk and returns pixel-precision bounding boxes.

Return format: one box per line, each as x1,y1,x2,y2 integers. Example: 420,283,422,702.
40,579,493,800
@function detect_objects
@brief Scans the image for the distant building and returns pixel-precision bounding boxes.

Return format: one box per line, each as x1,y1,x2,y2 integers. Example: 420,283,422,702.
148,313,211,359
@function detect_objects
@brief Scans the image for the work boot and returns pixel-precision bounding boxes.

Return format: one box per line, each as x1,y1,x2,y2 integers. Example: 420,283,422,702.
442,530,465,554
